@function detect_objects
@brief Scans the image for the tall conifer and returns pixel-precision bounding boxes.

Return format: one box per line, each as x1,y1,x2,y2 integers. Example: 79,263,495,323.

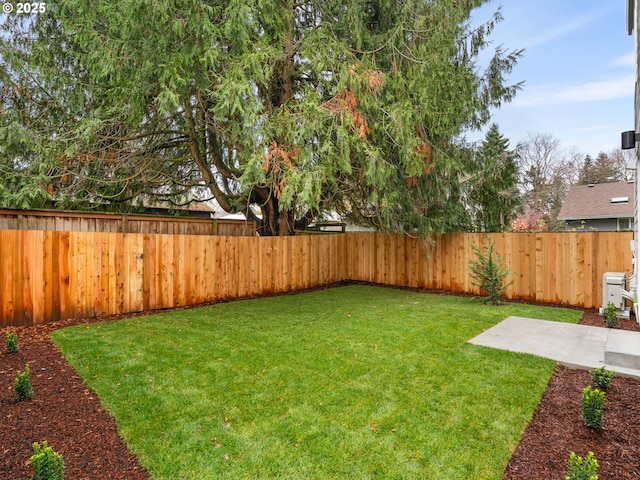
1,1,523,235
469,124,520,232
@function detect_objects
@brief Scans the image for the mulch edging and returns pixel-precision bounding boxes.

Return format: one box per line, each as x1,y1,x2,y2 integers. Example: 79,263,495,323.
1,318,150,480
504,310,640,480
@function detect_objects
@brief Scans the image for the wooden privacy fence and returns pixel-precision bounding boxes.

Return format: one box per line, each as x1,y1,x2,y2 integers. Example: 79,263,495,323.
345,232,634,308
0,208,256,236
0,231,633,327
0,231,344,326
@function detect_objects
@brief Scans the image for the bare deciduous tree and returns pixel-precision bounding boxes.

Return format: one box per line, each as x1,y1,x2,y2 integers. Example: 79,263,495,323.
606,148,636,182
515,133,579,231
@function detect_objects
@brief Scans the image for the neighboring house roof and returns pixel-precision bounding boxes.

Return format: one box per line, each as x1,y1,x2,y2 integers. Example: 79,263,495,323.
557,182,635,220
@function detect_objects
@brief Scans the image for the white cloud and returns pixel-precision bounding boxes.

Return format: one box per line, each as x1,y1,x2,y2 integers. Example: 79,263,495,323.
611,52,636,67
513,75,635,107
522,5,616,49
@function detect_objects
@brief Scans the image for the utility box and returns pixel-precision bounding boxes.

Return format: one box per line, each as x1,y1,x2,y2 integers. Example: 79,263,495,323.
602,272,627,310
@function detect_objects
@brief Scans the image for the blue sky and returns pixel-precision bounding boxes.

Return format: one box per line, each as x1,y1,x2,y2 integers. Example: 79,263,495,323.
469,1,635,157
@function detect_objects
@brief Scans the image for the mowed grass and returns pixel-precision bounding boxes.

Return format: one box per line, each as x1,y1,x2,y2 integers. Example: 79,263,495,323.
51,285,582,479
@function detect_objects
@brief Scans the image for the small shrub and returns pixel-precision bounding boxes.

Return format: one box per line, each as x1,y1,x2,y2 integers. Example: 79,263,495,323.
469,236,514,305
582,386,605,430
603,302,617,328
565,451,599,480
6,330,18,353
589,366,614,390
31,441,64,480
15,363,34,401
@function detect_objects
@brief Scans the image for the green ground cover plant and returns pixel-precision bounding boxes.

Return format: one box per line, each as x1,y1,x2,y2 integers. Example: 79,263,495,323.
51,285,582,480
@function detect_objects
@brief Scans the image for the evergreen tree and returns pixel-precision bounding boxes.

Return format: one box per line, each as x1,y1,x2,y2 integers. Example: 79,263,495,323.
0,1,523,235
468,124,520,232
578,152,625,185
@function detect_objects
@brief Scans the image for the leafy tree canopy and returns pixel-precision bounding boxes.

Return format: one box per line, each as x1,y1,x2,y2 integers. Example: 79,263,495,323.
0,0,522,235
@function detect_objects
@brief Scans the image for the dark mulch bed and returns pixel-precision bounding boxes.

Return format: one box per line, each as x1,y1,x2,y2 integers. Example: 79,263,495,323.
504,310,640,480
1,304,639,479
1,317,150,480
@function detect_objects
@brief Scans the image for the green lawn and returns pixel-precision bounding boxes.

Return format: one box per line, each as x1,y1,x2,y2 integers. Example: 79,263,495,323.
51,285,582,479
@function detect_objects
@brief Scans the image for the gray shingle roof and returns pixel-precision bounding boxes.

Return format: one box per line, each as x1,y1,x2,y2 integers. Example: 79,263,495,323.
557,182,635,220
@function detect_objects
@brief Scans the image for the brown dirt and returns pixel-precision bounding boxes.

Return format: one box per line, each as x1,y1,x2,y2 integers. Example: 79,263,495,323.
1,305,640,479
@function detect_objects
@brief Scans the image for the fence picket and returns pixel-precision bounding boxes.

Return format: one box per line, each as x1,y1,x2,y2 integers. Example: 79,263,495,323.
0,230,635,327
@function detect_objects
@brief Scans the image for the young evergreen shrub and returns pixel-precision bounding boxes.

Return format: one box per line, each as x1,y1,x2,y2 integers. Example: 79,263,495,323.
15,363,34,401
565,451,598,480
603,302,617,328
581,386,605,430
589,366,614,390
469,236,514,305
6,330,18,353
31,441,64,480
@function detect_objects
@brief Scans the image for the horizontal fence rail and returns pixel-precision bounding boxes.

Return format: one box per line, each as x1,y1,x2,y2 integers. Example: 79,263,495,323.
0,231,633,327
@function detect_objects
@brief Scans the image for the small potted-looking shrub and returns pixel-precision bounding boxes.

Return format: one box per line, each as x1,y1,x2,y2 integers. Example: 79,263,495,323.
31,441,64,480
565,451,598,480
15,363,34,401
589,366,614,390
603,302,617,328
582,386,605,430
6,330,18,353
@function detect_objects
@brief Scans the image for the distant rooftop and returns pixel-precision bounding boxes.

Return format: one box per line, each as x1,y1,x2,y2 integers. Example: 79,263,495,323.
557,182,635,220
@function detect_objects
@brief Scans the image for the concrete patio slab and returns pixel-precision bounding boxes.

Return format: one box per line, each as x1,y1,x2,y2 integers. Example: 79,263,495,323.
468,316,640,380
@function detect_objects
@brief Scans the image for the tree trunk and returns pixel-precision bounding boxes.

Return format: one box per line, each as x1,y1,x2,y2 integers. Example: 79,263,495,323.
250,188,295,236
